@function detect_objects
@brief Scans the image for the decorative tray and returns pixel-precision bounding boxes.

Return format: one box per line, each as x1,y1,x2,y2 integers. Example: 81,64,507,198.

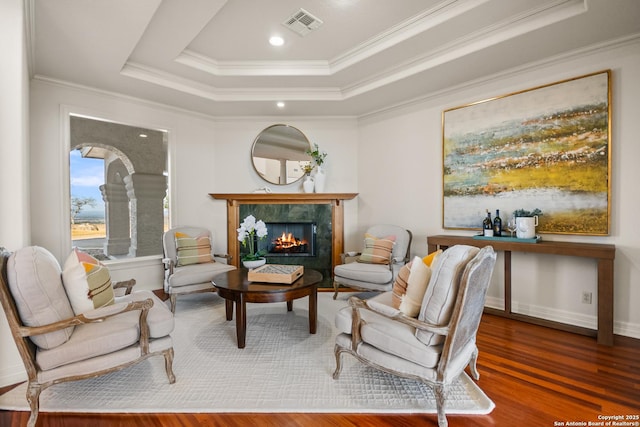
472,234,541,244
247,264,304,284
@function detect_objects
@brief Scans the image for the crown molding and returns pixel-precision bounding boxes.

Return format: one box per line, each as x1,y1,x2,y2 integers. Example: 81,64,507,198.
120,62,343,101
174,0,490,77
175,50,331,77
173,0,583,79
342,0,587,98
127,0,587,103
358,32,640,122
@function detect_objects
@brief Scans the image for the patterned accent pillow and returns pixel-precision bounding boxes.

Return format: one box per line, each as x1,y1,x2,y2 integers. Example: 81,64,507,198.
62,248,115,315
399,256,432,317
357,235,396,264
392,250,442,309
391,262,412,309
175,232,215,267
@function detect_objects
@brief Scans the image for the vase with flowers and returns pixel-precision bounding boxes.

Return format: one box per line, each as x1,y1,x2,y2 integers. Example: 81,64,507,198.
306,143,328,192
300,161,315,193
237,215,268,268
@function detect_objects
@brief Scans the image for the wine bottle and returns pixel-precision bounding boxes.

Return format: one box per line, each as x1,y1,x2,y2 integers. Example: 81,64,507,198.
493,209,502,237
483,210,494,236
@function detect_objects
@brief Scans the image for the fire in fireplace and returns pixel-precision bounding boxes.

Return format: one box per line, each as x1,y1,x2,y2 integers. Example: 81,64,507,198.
262,222,316,257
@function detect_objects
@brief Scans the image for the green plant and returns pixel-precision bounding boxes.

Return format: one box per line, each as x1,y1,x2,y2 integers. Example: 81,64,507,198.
306,143,327,167
513,208,543,217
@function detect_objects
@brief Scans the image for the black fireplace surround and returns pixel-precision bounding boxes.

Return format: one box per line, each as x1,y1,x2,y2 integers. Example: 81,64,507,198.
261,222,316,257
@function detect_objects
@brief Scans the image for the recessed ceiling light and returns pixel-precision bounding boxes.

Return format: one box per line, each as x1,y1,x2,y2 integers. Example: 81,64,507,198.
277,102,285,108
139,133,148,138
269,36,284,46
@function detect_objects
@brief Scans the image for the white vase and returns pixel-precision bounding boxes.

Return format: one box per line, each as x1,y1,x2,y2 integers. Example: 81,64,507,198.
242,258,266,269
314,166,326,193
303,175,315,193
516,216,538,239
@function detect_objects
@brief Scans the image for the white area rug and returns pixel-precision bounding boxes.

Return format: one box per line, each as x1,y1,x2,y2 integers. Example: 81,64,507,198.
0,292,494,415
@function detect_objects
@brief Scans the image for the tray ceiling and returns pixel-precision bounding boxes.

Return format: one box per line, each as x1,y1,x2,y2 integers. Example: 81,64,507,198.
30,0,640,117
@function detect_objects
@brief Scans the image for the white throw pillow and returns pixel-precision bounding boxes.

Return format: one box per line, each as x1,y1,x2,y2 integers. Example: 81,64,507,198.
7,246,75,349
415,245,479,346
399,256,432,317
62,248,115,315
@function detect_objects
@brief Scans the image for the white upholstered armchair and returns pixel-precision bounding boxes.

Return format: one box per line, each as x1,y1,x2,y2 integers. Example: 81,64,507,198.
162,226,236,313
333,245,497,427
0,246,176,427
333,224,412,299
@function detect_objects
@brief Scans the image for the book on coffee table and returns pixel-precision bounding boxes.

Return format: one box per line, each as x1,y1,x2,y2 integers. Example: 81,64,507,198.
247,264,304,284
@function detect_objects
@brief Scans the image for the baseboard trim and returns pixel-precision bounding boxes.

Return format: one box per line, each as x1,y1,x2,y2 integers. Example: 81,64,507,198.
485,296,640,340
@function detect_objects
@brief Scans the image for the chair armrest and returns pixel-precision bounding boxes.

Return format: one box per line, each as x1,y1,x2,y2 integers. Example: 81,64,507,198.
340,252,361,264
214,253,232,264
16,299,154,338
348,296,450,336
113,278,136,296
162,257,175,275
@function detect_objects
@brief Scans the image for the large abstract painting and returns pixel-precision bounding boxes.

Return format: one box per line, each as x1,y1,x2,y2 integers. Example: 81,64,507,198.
442,70,611,235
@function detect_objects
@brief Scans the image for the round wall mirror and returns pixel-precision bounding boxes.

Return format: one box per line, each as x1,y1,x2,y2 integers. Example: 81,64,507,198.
251,124,312,185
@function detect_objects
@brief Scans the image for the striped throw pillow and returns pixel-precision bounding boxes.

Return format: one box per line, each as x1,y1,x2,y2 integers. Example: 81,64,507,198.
391,262,412,309
62,248,115,315
175,232,214,266
357,235,395,265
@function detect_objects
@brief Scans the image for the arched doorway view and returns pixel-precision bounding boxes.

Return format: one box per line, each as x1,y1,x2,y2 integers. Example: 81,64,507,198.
69,115,168,259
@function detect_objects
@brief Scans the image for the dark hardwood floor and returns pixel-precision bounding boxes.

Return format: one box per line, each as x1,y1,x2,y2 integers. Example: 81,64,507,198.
1,313,639,427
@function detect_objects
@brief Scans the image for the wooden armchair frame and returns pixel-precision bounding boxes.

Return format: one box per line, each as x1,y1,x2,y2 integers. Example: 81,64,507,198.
333,226,413,299
333,246,496,427
0,252,176,427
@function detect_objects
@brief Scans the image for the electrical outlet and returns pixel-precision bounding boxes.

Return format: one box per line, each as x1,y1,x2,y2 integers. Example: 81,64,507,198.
581,291,593,304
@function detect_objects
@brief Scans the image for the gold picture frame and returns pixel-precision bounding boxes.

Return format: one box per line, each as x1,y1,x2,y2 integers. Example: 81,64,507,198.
442,70,611,235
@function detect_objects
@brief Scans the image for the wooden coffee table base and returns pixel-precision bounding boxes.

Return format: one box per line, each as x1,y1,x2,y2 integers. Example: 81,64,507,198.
214,269,322,348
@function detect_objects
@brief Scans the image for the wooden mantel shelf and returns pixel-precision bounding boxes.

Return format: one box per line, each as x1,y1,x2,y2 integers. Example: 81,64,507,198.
210,193,358,204
210,193,358,272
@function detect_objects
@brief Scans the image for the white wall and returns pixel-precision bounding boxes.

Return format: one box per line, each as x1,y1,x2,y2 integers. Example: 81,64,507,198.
210,118,360,248
29,81,360,266
0,0,31,386
357,38,640,338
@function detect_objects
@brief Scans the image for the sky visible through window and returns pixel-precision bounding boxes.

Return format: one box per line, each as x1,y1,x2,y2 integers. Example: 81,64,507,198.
69,150,105,219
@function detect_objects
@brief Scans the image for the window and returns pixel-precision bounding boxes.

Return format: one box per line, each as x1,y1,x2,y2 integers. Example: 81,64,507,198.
69,115,168,260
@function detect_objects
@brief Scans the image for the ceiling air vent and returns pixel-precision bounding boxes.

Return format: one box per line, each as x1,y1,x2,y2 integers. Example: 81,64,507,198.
282,8,323,36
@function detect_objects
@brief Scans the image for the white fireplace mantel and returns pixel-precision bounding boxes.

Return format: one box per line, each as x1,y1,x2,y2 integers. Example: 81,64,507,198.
209,193,358,270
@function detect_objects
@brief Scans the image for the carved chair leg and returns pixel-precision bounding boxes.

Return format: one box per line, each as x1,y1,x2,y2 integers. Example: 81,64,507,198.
469,348,480,380
435,384,448,427
332,280,340,300
170,294,177,314
26,382,42,427
332,344,344,379
164,347,176,384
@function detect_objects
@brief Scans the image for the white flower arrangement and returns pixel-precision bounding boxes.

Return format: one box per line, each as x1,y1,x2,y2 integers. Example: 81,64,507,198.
237,215,268,261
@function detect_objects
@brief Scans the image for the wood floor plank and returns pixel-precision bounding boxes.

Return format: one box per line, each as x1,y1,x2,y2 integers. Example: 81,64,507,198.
2,313,639,426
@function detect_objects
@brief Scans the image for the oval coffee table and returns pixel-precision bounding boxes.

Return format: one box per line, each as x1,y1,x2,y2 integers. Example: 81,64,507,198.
213,268,322,348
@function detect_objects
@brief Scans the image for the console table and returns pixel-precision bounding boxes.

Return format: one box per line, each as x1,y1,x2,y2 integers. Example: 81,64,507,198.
427,235,615,346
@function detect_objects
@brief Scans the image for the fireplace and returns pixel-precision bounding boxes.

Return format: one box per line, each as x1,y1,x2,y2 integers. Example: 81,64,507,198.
209,193,358,279
261,222,316,257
